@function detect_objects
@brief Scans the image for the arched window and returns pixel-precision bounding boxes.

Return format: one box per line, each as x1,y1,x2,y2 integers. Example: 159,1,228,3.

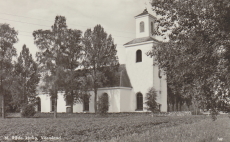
151,22,154,35
158,69,162,78
103,93,109,98
37,97,41,112
136,50,142,62
158,104,161,111
65,94,72,106
140,21,144,32
101,93,109,111
136,93,143,110
66,107,71,113
83,95,89,111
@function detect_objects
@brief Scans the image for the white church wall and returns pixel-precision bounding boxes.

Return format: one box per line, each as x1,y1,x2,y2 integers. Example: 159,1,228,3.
88,91,95,112
125,43,154,93
119,88,133,112
125,43,154,111
135,16,150,38
38,94,51,112
72,103,83,113
97,88,121,112
125,42,167,112
38,89,122,113
56,92,66,113
135,15,155,38
160,75,167,112
72,91,95,113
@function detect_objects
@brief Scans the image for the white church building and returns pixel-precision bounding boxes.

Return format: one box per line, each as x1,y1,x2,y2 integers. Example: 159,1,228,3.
37,9,168,113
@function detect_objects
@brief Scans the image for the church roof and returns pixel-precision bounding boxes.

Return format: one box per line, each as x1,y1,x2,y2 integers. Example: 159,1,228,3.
135,9,156,19
36,64,132,93
135,9,149,17
117,64,132,88
100,64,132,88
124,36,160,46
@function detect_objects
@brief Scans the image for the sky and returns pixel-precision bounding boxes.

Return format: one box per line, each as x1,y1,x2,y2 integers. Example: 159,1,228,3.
0,0,155,64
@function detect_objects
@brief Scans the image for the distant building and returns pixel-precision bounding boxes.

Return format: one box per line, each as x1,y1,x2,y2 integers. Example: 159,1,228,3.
37,9,167,113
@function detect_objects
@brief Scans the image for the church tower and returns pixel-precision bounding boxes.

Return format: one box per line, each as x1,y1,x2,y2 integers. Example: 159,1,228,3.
124,9,167,112
135,9,156,38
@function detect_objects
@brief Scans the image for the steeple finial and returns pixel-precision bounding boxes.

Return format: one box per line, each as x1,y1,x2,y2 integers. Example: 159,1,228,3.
143,2,148,13
143,8,148,14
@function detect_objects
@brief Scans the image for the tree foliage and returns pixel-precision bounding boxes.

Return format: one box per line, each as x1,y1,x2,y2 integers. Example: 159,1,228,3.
145,87,159,113
13,45,40,108
0,24,18,118
21,103,36,118
61,29,85,113
149,0,230,112
82,25,119,113
33,16,70,118
97,93,109,115
33,15,89,116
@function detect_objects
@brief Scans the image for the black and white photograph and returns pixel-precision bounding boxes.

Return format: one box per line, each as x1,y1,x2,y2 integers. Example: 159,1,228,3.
0,0,230,141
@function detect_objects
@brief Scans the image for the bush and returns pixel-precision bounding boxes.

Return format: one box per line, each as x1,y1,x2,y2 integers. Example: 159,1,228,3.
145,87,159,113
97,93,109,115
21,104,36,118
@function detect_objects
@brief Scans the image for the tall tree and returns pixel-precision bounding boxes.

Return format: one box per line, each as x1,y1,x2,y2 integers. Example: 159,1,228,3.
0,24,18,118
148,0,230,112
61,29,83,113
33,16,68,118
13,44,40,108
82,25,119,113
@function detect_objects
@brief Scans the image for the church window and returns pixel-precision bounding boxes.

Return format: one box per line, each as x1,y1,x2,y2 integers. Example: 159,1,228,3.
66,107,71,113
158,104,161,111
136,50,142,62
37,97,41,112
83,95,89,111
140,21,144,32
158,69,162,78
65,94,72,106
136,93,143,110
151,22,154,35
100,93,109,111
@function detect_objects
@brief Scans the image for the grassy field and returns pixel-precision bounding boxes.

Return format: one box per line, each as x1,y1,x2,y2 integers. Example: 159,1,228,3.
113,115,230,142
0,113,228,142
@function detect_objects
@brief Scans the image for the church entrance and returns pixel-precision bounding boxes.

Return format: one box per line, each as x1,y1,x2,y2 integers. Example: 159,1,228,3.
136,92,143,110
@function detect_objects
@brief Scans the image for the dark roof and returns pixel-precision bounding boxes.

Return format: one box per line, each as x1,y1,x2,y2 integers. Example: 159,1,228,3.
135,9,149,17
117,64,132,88
37,64,132,93
101,64,132,88
124,36,161,46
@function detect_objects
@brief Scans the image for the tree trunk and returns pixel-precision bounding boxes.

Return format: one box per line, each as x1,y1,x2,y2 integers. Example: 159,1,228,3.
179,100,182,111
71,102,73,113
175,97,178,111
186,102,190,110
54,97,57,118
2,94,4,118
1,68,4,118
172,103,174,111
94,88,97,113
71,91,74,113
195,106,197,115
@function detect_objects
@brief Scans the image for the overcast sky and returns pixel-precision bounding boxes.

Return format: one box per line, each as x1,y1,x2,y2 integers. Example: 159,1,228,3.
0,0,154,64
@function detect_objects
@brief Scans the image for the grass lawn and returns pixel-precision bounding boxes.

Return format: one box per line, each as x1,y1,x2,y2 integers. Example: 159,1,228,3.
114,115,230,142
0,113,228,142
